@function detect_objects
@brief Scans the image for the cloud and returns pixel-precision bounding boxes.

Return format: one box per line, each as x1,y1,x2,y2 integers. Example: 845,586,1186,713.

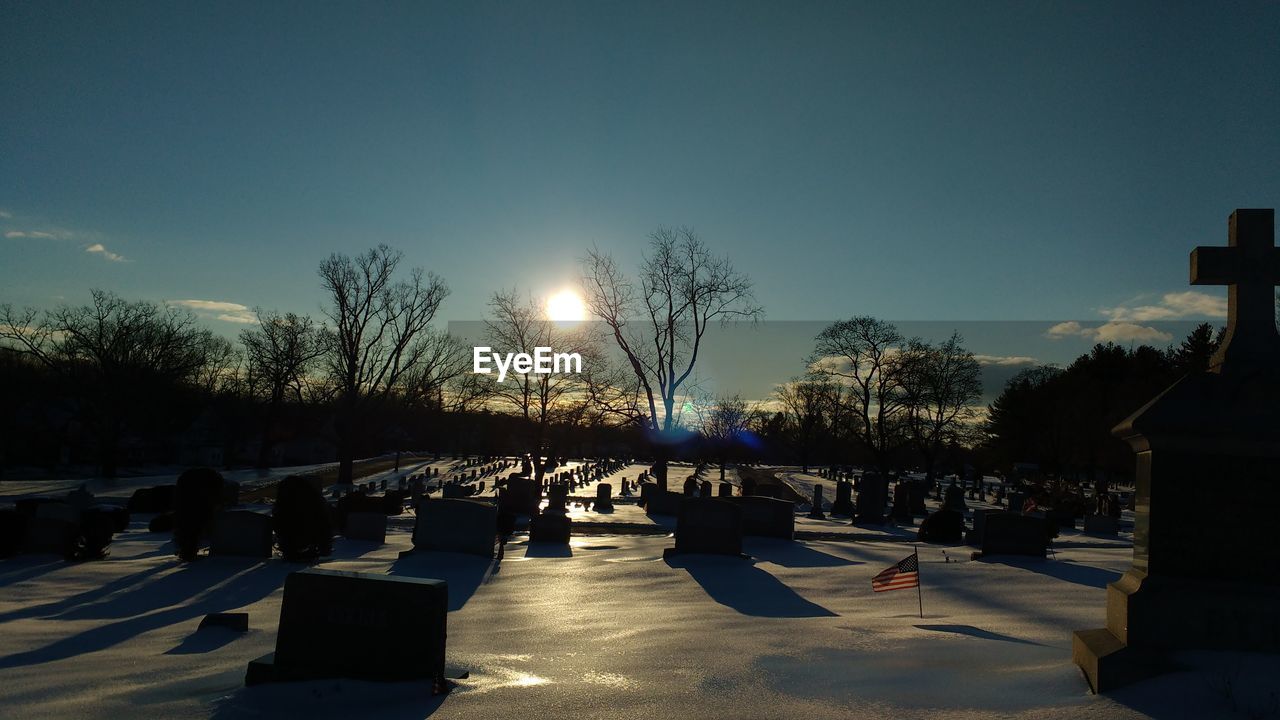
85,243,128,262
216,312,259,324
0,210,12,219
1101,291,1227,321
973,354,1038,366
1045,320,1171,344
170,299,257,324
6,230,58,239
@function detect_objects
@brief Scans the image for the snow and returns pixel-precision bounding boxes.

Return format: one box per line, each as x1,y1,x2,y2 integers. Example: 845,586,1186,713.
3,469,1277,719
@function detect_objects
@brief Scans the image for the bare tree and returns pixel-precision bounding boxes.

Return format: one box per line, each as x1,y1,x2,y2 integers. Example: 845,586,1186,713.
899,332,983,482
398,328,479,413
809,316,909,478
240,309,326,467
699,393,757,481
1,290,229,476
582,227,762,486
776,372,838,472
481,288,597,479
319,245,449,484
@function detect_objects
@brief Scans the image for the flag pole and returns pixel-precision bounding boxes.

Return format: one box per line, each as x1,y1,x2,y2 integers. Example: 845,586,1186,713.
914,544,923,619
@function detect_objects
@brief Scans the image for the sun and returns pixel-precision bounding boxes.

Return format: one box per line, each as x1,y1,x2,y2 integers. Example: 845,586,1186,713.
546,289,586,322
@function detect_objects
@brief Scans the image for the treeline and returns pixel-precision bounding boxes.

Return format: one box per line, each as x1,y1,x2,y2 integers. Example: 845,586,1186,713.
983,323,1222,483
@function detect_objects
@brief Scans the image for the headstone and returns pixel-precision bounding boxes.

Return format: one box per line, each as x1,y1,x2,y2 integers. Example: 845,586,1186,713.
699,480,713,498
718,482,733,498
174,467,227,561
343,512,388,544
807,485,825,519
943,481,967,512
529,512,571,544
594,483,614,513
0,508,27,558
127,485,176,514
982,512,1049,557
247,568,448,687
200,612,249,632
273,475,333,562
890,482,913,525
410,499,497,558
829,480,853,517
855,474,888,524
1082,514,1120,536
499,476,540,516
909,481,929,516
665,498,743,557
210,509,274,559
644,488,682,516
683,477,698,496
917,508,964,544
724,496,794,539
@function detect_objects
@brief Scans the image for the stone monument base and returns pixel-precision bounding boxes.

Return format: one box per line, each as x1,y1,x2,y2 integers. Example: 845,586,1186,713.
1073,569,1280,692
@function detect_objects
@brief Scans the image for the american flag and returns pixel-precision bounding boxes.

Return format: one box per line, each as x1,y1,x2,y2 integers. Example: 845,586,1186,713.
872,552,920,593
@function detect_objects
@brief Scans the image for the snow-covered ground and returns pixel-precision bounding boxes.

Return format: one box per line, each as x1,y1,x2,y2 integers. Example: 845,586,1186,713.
3,463,1276,719
4,514,1278,718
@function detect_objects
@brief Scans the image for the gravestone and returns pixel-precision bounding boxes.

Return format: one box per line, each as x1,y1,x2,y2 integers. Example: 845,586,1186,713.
247,568,447,688
855,474,888,525
344,512,387,544
981,512,1049,557
499,476,540,516
1075,210,1280,692
22,503,80,556
830,479,854,516
210,509,274,559
174,467,227,561
127,485,176,514
665,498,743,557
529,512,571,544
890,482,913,525
807,485,825,519
699,480,713,498
718,482,733,497
0,508,27,558
917,508,964,544
1083,514,1120,536
683,477,698,496
273,475,333,562
724,496,794,539
594,483,614,513
644,488,683,516
909,481,929,516
943,481,967,512
410,499,497,558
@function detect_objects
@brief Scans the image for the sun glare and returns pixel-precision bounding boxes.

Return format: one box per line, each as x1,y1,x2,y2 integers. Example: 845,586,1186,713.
546,289,586,322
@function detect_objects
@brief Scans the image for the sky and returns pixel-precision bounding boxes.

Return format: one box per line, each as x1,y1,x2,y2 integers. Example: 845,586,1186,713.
2,1,1278,381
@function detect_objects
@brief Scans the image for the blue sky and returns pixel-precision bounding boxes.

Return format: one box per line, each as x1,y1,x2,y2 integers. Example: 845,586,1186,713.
2,1,1277,376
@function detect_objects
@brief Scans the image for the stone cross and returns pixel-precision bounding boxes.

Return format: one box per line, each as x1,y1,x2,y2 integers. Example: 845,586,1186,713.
1190,209,1279,371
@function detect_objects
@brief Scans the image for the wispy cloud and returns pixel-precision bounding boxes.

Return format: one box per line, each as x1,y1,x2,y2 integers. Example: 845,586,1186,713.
169,299,257,324
973,354,1038,366
0,210,12,219
1046,320,1171,344
1101,291,1226,322
6,230,59,239
85,243,128,262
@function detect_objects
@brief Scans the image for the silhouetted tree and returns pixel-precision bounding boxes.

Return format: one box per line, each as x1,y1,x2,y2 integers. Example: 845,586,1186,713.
809,316,910,478
900,332,983,482
1,290,230,476
582,227,762,486
240,309,326,467
319,245,448,484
